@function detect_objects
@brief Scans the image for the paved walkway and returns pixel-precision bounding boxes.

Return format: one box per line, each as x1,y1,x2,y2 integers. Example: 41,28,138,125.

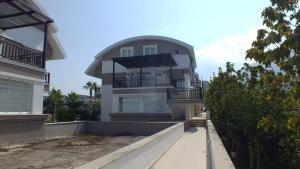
151,127,207,169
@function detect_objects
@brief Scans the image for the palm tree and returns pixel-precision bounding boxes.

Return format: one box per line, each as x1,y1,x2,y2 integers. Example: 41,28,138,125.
83,81,97,116
83,81,97,103
45,88,64,122
65,92,81,108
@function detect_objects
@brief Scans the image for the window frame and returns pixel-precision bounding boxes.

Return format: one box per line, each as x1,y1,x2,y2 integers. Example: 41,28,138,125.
143,44,157,55
120,47,134,57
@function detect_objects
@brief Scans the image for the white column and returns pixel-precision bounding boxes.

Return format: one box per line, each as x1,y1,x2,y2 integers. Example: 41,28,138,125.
101,85,113,121
31,82,44,115
185,104,192,120
184,73,191,88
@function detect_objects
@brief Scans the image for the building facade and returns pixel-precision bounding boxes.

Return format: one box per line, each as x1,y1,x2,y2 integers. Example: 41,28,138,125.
0,0,66,115
86,36,202,121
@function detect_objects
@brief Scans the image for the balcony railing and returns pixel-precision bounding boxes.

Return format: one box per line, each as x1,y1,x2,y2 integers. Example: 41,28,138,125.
167,88,203,100
0,36,44,68
114,78,174,88
44,72,50,84
191,81,202,88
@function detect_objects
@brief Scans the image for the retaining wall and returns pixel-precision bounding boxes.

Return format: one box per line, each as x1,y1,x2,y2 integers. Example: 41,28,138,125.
86,121,176,136
44,121,86,138
207,120,235,169
0,115,48,146
76,122,184,169
0,117,178,146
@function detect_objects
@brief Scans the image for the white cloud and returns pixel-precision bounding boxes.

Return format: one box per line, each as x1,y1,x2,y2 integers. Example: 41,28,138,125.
195,27,261,80
195,27,259,64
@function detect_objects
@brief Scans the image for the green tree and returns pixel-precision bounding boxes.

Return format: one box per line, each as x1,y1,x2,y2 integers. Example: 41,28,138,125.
206,1,300,168
65,92,81,109
83,81,98,119
245,0,300,168
44,88,64,122
83,81,97,103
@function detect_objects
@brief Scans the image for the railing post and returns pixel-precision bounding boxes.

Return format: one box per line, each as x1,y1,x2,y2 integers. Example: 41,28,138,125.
139,68,142,87
42,23,48,69
112,60,115,88
169,65,173,86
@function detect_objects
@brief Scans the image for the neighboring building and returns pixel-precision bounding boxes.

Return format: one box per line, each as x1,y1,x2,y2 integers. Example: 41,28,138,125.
94,85,102,99
78,95,100,104
86,35,203,121
0,0,66,115
202,80,209,91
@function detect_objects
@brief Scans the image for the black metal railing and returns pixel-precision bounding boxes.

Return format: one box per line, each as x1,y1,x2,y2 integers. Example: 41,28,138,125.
191,81,202,88
167,88,202,100
44,72,50,84
114,78,173,88
0,36,44,68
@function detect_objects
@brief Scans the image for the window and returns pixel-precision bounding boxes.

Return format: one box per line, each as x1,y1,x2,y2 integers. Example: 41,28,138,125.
120,47,134,57
118,95,165,113
175,49,180,54
143,44,157,55
0,78,32,114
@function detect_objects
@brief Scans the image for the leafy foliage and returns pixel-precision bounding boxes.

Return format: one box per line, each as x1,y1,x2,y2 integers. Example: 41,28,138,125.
205,0,300,169
44,88,64,122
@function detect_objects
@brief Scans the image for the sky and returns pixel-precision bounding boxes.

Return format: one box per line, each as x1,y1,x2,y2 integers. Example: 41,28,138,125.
39,0,269,95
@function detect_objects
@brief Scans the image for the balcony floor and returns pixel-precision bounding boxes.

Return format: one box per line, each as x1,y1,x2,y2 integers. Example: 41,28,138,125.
151,127,207,169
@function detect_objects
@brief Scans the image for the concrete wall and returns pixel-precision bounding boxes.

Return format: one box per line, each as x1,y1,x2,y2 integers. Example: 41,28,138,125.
0,119,177,146
85,121,176,136
76,122,184,169
44,121,86,139
0,115,48,146
207,120,235,169
101,85,113,121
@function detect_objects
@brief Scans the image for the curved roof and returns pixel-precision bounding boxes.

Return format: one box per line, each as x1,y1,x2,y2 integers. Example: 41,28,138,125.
86,35,196,78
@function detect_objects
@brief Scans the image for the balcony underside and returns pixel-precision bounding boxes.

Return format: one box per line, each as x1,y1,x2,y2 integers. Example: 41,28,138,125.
0,0,53,30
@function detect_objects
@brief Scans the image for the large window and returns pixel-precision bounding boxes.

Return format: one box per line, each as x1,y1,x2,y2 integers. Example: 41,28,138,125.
0,78,32,114
143,44,157,55
120,47,134,57
118,94,165,113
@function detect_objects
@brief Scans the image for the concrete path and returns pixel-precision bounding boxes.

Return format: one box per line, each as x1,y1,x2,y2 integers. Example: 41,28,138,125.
151,127,207,169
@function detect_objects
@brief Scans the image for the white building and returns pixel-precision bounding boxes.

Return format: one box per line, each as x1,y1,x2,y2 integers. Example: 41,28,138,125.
86,35,203,121
0,0,66,115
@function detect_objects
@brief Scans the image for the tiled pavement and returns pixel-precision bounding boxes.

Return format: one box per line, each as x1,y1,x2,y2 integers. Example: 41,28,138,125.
151,127,207,169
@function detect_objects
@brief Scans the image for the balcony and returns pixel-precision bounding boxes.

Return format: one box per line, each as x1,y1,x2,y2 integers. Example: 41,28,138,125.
113,78,186,88
114,78,170,88
44,72,50,92
167,88,203,103
0,36,45,68
191,81,203,88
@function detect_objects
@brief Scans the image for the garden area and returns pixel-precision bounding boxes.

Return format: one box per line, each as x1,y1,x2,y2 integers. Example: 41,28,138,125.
43,81,101,122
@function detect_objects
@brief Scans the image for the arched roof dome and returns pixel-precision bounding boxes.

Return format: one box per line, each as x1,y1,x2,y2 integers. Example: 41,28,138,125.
86,35,196,77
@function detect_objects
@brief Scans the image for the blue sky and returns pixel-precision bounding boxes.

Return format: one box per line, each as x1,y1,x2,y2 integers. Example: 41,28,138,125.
39,0,269,95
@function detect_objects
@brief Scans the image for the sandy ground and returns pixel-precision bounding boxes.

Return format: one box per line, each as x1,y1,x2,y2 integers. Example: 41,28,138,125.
0,135,144,169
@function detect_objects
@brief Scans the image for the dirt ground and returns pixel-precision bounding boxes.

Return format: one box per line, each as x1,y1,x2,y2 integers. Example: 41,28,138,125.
0,135,145,169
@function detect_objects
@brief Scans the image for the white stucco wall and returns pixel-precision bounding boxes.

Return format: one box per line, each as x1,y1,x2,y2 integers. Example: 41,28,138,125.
101,85,113,121
111,93,171,114
102,61,127,74
31,82,44,115
184,73,191,88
